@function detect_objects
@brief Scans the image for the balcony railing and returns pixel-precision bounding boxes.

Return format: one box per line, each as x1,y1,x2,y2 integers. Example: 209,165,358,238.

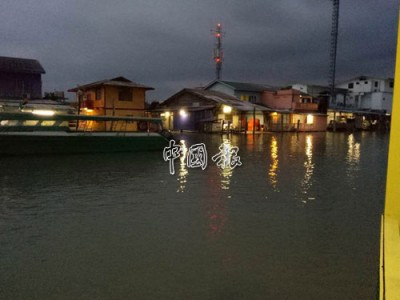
294,102,318,111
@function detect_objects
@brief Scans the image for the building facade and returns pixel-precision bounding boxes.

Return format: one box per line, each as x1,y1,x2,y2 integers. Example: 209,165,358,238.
261,88,327,131
0,56,45,99
291,83,348,111
68,76,153,131
159,88,271,132
336,76,393,113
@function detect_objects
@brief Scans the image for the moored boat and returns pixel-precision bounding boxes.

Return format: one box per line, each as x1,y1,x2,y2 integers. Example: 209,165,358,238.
0,111,173,155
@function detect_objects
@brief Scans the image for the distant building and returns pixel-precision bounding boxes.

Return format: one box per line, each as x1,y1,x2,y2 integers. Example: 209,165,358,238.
159,88,271,132
291,83,348,111
68,76,154,131
43,91,67,102
0,56,45,99
261,88,327,132
336,76,393,113
204,80,272,104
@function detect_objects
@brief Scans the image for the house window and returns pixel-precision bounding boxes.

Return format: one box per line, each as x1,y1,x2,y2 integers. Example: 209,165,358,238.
240,95,249,101
96,88,102,100
249,95,256,103
364,81,368,84
374,81,379,87
356,82,360,85
390,82,394,88
348,83,354,89
118,88,132,101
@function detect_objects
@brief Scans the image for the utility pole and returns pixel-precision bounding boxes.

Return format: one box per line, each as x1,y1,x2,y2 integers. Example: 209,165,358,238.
212,23,224,80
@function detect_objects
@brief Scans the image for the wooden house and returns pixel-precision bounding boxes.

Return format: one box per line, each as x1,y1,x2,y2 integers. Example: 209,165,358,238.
159,88,271,132
68,76,154,131
0,56,45,99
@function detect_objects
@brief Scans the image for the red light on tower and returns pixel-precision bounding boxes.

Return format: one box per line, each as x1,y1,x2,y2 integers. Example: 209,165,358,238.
212,23,223,80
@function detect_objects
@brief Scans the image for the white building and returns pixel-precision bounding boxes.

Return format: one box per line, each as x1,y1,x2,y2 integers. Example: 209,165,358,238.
336,76,394,113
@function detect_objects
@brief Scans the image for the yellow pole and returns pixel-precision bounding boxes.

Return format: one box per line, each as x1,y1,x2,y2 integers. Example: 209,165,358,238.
380,10,400,300
385,10,400,221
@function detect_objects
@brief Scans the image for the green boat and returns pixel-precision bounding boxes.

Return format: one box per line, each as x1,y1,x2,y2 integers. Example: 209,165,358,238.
0,111,173,155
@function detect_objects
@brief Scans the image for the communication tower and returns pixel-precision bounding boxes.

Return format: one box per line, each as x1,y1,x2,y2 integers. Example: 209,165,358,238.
329,0,340,106
212,23,224,80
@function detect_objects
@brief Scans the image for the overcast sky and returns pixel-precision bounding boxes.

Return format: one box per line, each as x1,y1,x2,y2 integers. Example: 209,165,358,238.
1,0,398,101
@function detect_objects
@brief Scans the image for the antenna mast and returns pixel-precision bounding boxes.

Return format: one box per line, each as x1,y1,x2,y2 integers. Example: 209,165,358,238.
213,23,223,80
329,0,340,107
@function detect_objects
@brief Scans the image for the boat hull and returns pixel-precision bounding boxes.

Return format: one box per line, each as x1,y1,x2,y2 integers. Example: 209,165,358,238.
0,132,169,155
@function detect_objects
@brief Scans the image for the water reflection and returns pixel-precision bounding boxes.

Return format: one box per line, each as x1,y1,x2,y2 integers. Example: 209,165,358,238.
207,138,237,238
347,134,361,165
301,135,315,203
0,133,388,299
220,165,233,190
268,136,279,190
345,134,361,185
217,139,235,190
177,140,188,193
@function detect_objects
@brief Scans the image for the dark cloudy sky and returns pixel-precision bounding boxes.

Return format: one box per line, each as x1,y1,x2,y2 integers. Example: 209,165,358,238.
1,0,398,101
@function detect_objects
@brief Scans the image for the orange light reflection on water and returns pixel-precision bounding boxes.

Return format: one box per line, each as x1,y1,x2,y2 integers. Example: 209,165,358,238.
268,136,279,190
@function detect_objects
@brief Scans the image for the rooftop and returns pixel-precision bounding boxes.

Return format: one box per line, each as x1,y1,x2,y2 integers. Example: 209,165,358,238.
0,56,45,74
162,88,276,112
205,80,274,93
68,76,154,92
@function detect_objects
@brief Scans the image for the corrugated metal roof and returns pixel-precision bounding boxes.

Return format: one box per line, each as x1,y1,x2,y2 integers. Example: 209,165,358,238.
68,76,154,92
0,100,74,112
205,80,274,92
219,81,272,92
0,56,45,74
162,88,275,112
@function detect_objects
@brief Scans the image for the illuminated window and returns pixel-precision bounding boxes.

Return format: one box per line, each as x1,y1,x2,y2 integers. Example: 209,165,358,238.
306,114,314,124
240,95,249,101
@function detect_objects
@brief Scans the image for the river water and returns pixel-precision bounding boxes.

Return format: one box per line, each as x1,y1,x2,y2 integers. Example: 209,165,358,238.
0,132,388,299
